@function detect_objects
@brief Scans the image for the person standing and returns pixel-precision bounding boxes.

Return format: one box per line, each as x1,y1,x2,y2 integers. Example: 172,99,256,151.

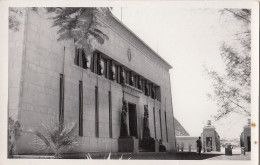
196,137,202,155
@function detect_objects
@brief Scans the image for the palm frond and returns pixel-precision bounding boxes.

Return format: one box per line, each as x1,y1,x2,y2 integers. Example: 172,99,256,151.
48,7,109,52
34,121,78,158
34,130,52,148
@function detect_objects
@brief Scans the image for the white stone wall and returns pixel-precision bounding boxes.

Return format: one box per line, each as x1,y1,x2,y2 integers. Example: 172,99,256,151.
13,9,66,154
9,8,176,154
9,9,27,122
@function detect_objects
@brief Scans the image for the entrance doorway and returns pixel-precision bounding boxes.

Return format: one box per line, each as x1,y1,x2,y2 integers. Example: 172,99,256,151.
128,103,138,138
247,136,251,151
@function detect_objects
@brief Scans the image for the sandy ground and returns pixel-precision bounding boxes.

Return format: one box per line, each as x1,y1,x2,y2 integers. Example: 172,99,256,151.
90,149,250,160
13,148,250,160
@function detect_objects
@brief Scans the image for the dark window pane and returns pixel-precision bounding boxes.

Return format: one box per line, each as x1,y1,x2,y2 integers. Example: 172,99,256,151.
126,71,129,84
159,109,163,141
59,74,64,126
79,81,83,136
74,48,79,66
95,86,99,137
82,50,87,69
153,107,157,139
106,60,110,79
117,66,121,83
91,53,95,72
109,91,112,138
165,111,168,142
115,65,118,83
104,59,107,78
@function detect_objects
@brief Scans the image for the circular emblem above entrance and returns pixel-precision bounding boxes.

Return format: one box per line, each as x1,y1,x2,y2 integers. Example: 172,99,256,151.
127,48,131,61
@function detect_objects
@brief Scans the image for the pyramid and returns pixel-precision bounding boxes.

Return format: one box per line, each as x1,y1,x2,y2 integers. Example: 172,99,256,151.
174,118,190,136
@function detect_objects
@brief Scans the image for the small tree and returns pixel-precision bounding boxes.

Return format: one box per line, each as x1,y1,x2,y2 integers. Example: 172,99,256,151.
34,121,78,158
8,117,22,158
205,9,251,120
9,8,24,32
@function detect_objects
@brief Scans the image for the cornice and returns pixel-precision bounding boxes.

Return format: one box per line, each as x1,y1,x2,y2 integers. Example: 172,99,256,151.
101,14,173,71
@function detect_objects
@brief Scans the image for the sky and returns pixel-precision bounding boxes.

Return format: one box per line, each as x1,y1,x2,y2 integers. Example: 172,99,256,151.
112,7,250,139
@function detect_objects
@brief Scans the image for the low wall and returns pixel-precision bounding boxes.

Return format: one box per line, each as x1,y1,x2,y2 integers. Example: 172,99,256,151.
176,136,198,151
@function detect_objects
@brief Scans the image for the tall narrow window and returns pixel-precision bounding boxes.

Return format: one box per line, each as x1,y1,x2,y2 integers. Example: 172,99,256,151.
59,74,64,126
104,59,107,78
81,50,87,69
107,60,110,78
91,53,95,72
115,65,118,83
95,86,99,137
117,66,121,83
159,109,163,141
129,72,134,86
79,81,83,136
165,111,168,142
125,71,128,84
153,107,157,139
74,48,79,66
109,91,112,138
133,75,137,88
74,49,87,68
156,87,161,102
103,59,109,78
95,53,99,74
138,77,142,90
93,53,98,74
142,80,145,93
109,60,115,81
97,53,103,75
153,86,157,99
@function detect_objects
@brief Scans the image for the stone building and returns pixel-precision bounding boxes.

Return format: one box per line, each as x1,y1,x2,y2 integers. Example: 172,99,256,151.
201,120,221,152
8,8,176,154
240,119,251,152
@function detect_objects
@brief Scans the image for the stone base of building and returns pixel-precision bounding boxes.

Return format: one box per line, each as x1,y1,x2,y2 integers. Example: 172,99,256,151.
118,137,139,153
140,138,160,152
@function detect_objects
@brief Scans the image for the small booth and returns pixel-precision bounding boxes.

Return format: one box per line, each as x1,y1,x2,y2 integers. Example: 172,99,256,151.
201,120,221,152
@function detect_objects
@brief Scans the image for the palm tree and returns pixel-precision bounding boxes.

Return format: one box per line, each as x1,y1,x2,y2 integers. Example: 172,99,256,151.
47,7,110,57
34,121,78,158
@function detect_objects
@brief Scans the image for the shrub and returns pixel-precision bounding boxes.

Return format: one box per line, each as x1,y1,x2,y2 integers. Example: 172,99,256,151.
8,117,22,158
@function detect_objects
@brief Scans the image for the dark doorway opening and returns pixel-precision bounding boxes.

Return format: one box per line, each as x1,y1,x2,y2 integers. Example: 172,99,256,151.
247,136,251,151
128,103,137,138
206,137,212,151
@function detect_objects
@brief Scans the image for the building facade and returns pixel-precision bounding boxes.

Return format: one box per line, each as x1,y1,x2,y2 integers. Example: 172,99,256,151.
240,119,251,152
8,8,176,154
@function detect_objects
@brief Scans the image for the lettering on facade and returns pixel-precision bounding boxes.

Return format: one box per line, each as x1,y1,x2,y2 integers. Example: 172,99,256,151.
123,84,142,98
